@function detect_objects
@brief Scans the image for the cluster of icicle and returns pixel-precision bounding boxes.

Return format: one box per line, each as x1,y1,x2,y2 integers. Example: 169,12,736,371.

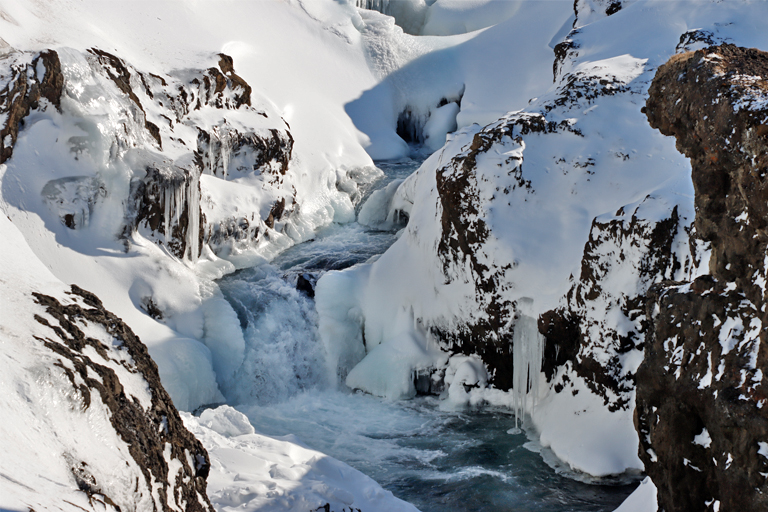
162,169,201,262
512,297,545,428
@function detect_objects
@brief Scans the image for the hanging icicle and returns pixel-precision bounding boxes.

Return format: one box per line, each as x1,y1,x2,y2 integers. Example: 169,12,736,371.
512,297,545,428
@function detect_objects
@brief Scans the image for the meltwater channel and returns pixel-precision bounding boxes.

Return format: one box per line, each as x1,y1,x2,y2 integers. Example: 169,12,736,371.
216,159,637,512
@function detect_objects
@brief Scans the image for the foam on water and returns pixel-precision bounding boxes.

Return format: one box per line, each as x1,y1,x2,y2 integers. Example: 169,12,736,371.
215,158,636,512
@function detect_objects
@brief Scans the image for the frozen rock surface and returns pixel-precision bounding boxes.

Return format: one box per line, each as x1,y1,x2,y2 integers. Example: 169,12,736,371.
638,44,768,512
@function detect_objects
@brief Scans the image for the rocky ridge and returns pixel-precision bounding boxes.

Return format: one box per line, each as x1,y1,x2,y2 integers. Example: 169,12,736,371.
1,47,297,261
638,44,768,512
32,284,213,511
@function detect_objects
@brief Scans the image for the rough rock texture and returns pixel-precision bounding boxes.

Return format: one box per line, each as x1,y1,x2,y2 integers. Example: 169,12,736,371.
540,200,691,412
127,163,201,259
195,125,294,179
431,112,578,390
0,50,63,163
639,44,768,512
33,285,213,511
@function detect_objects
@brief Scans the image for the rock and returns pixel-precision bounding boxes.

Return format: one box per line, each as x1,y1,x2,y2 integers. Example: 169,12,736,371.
32,285,213,511
639,44,768,512
126,162,202,260
296,272,317,298
0,50,63,163
539,200,692,412
429,112,580,391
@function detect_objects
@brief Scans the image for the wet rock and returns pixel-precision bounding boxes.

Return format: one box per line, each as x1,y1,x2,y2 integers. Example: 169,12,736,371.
296,273,317,298
33,285,213,511
639,44,768,512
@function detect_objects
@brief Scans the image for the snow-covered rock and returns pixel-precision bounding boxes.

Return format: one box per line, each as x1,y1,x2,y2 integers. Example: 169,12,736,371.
0,215,212,512
637,43,768,512
316,0,768,481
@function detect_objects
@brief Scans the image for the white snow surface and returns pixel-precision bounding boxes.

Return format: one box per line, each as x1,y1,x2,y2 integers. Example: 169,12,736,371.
612,477,658,512
183,406,420,512
5,0,768,510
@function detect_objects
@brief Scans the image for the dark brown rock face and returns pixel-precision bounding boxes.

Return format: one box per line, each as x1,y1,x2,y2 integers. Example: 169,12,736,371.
127,163,201,259
33,285,213,511
640,44,768,512
0,50,63,163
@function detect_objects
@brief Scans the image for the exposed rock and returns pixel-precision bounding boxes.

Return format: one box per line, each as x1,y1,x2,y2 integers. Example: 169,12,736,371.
0,50,63,163
88,48,163,148
33,285,213,512
430,112,579,391
126,162,201,260
195,124,293,178
539,200,692,412
639,44,768,512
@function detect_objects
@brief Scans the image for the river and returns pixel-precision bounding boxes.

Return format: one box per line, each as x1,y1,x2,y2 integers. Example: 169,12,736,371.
216,159,637,512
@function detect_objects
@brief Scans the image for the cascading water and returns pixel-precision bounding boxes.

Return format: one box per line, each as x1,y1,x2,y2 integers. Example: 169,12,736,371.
215,159,637,512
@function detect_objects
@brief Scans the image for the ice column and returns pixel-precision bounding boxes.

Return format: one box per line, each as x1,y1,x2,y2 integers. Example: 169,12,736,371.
512,297,544,427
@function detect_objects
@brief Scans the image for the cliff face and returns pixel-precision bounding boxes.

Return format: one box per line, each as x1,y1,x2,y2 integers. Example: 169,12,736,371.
640,44,768,512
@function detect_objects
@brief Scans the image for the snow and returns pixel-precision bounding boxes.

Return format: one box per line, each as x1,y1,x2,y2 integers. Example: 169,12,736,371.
182,406,420,512
4,0,768,509
612,477,657,512
694,428,712,449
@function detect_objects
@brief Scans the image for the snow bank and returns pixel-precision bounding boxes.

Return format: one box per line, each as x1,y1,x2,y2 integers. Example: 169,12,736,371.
613,477,658,512
183,406,421,512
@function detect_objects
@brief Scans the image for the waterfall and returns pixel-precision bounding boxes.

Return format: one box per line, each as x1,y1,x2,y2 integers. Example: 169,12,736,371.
512,297,545,427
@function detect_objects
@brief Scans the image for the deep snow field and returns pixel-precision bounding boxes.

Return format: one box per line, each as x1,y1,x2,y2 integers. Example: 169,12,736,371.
3,0,768,511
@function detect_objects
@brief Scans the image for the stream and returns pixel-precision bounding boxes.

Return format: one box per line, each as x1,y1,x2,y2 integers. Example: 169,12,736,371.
216,159,637,512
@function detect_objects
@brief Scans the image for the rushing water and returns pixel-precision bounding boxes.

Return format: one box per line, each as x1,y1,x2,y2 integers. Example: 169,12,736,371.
217,159,637,512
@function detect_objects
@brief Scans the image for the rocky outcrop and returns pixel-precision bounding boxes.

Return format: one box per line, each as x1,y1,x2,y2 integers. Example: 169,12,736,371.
639,44,768,511
430,112,580,390
33,285,213,511
540,200,691,412
127,162,202,259
0,50,63,163
195,124,294,179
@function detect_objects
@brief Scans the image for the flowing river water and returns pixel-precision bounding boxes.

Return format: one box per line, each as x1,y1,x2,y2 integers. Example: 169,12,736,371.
217,159,637,512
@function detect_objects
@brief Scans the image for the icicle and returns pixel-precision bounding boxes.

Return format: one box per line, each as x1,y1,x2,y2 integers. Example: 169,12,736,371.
186,171,200,262
512,297,545,428
163,185,171,247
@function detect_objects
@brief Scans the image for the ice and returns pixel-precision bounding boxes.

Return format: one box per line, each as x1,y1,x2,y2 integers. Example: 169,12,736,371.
613,477,658,512
422,101,459,151
512,298,545,427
